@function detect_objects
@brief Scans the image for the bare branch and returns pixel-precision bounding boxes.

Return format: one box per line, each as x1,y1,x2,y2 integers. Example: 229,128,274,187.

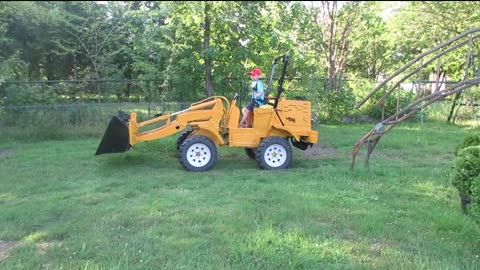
355,27,480,109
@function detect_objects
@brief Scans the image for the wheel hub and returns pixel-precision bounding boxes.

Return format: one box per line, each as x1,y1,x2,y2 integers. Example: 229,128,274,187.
187,143,211,167
264,144,287,167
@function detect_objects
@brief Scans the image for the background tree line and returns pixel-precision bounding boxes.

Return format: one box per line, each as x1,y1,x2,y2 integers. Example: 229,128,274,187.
0,1,479,121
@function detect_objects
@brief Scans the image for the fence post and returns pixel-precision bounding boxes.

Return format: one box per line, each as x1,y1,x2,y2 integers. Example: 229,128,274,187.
96,80,101,103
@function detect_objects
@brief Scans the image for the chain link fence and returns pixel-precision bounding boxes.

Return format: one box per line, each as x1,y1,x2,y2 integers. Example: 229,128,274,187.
0,101,195,139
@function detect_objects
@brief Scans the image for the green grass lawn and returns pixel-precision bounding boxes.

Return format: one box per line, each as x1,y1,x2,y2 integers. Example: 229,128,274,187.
0,122,479,269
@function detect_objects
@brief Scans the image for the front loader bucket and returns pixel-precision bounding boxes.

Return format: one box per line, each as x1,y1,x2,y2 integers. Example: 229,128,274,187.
95,111,131,155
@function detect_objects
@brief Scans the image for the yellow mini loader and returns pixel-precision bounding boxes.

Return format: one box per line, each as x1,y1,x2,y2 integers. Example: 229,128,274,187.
96,54,318,171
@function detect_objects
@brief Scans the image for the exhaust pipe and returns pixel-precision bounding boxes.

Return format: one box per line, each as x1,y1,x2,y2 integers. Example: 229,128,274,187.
95,111,132,155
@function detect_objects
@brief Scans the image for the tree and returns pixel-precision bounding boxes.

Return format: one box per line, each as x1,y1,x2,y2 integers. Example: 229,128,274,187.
302,1,365,92
386,1,480,79
347,2,392,81
0,1,75,80
65,2,127,101
203,1,214,97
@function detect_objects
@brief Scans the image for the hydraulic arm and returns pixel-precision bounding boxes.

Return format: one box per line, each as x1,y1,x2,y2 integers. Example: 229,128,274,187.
96,96,228,155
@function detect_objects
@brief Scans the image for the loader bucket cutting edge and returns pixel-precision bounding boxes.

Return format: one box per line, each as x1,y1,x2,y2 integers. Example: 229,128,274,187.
95,113,131,155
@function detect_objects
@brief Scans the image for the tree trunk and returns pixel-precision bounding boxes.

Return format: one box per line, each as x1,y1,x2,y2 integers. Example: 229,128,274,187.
203,1,214,97
321,1,352,93
325,2,336,92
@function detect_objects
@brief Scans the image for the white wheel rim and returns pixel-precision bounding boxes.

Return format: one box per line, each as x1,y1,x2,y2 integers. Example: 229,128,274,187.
186,143,211,167
263,144,287,167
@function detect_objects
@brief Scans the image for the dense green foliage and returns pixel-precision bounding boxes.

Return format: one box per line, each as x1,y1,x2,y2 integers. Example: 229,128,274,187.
454,134,480,156
451,144,480,220
452,145,480,197
452,133,480,221
471,175,480,221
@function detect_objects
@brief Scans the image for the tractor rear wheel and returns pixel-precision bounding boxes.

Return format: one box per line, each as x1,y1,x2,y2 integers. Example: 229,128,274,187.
256,137,292,170
179,135,217,172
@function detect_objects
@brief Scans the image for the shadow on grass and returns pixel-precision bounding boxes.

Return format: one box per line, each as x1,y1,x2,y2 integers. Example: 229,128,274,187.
96,151,176,170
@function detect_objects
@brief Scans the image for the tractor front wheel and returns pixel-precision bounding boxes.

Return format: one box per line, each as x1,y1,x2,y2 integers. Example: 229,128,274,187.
179,135,217,172
176,129,193,151
256,137,292,170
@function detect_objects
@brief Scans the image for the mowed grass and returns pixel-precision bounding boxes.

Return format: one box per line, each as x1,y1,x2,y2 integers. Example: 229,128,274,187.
0,122,479,269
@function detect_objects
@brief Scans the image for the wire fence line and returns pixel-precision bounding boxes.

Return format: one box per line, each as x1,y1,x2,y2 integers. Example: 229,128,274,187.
0,101,193,129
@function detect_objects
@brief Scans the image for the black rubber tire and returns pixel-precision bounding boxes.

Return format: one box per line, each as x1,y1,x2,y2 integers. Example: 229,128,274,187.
179,135,217,172
176,129,194,151
256,137,292,170
245,148,256,159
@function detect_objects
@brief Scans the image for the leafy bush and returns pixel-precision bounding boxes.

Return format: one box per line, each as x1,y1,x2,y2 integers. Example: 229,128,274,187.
348,78,417,121
451,145,480,215
316,89,356,123
470,175,480,221
4,84,56,106
454,134,480,156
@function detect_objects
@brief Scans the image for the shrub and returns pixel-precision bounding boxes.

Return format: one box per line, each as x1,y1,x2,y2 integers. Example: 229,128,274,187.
469,175,480,221
451,145,480,214
454,134,480,156
4,84,56,106
316,89,356,123
348,78,417,121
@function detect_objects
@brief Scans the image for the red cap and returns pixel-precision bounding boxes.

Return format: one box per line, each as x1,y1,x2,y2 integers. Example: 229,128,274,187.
248,68,262,76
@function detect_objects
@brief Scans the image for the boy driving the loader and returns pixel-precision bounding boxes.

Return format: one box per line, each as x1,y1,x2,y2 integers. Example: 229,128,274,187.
238,67,265,127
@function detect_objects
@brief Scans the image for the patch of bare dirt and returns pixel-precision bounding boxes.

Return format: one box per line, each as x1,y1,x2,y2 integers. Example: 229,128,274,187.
0,240,61,261
372,152,406,160
0,240,18,262
36,242,60,255
301,143,337,159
